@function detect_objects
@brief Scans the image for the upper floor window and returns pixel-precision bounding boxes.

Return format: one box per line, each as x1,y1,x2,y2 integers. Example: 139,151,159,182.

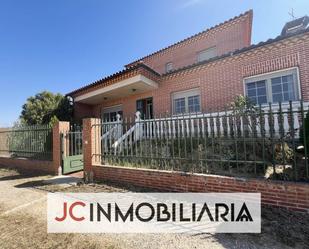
165,62,173,73
197,46,217,62
245,68,300,105
172,88,201,114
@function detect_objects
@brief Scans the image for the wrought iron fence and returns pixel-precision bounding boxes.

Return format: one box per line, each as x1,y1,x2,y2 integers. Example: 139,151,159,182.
93,100,309,182
0,124,53,160
61,124,83,157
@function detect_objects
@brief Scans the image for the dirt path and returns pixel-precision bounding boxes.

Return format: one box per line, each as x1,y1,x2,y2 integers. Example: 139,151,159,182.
0,167,307,249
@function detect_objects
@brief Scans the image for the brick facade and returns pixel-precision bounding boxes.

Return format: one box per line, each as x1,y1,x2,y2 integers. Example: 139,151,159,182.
91,164,309,213
73,31,309,120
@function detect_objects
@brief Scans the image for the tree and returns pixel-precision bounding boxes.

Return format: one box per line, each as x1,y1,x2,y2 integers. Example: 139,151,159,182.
20,91,73,125
230,95,258,136
230,95,257,115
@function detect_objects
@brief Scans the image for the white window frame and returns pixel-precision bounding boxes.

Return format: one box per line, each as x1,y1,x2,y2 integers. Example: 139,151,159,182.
165,62,173,73
243,67,301,105
171,88,201,115
197,46,217,63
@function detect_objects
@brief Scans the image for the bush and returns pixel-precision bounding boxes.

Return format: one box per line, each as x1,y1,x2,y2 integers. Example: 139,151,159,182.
300,111,309,155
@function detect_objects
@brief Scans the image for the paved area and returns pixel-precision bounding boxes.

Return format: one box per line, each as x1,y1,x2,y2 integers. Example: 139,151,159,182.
43,175,83,187
0,166,307,249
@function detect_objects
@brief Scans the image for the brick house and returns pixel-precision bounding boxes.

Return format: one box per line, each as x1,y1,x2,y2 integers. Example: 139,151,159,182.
68,10,309,122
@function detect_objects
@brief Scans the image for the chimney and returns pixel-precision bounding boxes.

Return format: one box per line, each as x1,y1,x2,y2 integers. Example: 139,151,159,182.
281,16,309,36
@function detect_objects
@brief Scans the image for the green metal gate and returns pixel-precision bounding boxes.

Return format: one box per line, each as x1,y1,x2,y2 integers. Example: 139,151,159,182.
61,130,83,174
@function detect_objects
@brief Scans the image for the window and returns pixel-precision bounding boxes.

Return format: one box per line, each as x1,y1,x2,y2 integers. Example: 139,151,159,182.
197,46,217,62
165,62,173,73
245,68,299,105
271,75,296,103
174,98,186,114
172,89,201,114
246,80,267,105
188,95,201,112
102,105,123,122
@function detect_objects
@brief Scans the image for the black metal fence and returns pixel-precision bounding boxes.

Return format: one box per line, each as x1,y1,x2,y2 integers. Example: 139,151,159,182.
0,124,53,160
61,124,83,157
93,101,309,182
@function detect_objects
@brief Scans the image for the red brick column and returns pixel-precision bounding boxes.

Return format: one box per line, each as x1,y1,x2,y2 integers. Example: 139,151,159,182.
83,118,101,182
52,121,70,175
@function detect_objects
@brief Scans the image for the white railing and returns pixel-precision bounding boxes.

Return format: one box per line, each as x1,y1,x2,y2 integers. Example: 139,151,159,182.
112,112,143,154
102,101,309,153
101,114,123,152
137,101,309,139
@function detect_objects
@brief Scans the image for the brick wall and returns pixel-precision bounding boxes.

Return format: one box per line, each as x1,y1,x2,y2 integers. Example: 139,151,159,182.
127,10,252,74
84,32,309,119
154,33,309,114
74,102,94,122
92,164,309,213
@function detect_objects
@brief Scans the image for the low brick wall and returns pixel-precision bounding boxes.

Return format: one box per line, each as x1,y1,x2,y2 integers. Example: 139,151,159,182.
0,157,54,174
92,164,309,213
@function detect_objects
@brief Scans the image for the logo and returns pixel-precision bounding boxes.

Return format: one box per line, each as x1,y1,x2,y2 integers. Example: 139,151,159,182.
48,193,261,233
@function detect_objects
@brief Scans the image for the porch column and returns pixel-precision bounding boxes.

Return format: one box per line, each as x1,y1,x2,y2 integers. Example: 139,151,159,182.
52,121,70,175
83,118,101,182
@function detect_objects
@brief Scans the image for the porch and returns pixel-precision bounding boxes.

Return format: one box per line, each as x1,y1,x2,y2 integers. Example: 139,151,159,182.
70,63,159,121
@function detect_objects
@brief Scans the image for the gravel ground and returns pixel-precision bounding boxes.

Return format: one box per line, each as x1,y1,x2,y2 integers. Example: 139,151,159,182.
0,166,308,249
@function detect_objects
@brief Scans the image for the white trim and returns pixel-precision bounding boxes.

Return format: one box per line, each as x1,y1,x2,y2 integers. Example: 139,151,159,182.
75,75,158,102
242,67,301,104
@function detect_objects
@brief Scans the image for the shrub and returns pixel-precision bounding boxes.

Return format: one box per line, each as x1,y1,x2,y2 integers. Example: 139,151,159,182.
300,111,309,156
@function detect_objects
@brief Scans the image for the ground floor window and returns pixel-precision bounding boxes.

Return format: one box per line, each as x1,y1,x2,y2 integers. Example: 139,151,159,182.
172,88,201,114
244,68,300,105
102,105,123,122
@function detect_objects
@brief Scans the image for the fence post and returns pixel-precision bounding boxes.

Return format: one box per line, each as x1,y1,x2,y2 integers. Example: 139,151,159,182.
52,121,70,175
83,118,101,183
134,111,142,141
116,114,122,140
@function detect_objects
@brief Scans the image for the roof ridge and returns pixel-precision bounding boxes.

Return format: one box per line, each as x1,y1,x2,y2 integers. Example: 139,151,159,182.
125,9,253,67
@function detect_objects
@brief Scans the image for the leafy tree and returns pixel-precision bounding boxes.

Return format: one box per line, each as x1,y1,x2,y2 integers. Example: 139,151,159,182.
20,91,73,125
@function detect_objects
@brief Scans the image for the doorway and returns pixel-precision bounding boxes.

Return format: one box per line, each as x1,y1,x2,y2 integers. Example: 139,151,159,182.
136,97,153,119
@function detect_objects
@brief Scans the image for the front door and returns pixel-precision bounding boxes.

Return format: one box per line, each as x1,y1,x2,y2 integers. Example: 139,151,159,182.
136,97,153,119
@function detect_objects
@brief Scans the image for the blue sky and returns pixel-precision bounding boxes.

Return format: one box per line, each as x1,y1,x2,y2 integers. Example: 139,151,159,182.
0,0,308,126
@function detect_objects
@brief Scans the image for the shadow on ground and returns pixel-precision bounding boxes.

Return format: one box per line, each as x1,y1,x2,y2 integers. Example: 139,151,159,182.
0,165,49,181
